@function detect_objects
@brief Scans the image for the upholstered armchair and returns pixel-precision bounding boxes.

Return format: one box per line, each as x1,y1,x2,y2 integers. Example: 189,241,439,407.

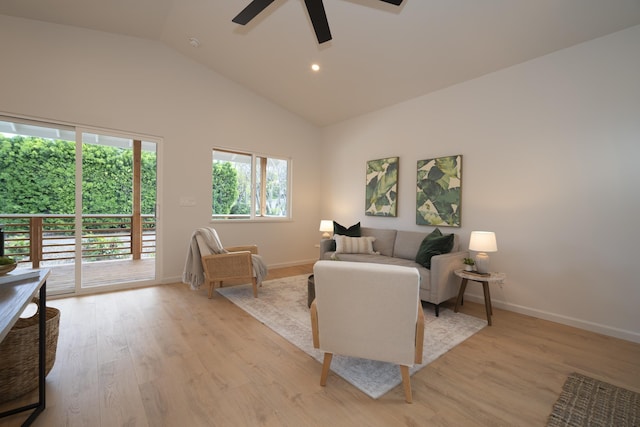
310,260,425,403
190,229,267,298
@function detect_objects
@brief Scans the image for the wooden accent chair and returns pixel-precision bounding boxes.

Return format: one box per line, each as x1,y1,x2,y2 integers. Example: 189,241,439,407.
310,261,425,403
196,234,260,298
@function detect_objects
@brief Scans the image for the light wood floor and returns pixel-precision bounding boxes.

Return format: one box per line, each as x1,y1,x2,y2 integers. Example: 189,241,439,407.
1,263,639,426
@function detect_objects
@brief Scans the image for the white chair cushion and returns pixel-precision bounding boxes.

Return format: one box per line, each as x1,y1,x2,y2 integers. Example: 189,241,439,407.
313,261,420,366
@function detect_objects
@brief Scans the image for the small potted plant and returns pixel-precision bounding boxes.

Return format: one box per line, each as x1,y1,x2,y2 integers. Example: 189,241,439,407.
463,257,475,271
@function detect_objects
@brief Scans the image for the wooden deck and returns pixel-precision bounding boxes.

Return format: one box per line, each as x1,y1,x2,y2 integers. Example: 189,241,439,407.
25,258,156,295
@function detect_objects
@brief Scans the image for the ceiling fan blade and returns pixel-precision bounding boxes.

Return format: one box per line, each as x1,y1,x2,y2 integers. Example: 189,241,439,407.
379,0,404,5
232,0,276,25
304,0,332,44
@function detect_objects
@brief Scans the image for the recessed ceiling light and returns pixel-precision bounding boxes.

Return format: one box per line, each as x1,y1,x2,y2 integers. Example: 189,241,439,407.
311,63,320,72
188,37,200,48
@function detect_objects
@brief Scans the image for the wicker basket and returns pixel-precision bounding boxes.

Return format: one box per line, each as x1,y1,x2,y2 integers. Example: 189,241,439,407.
0,298,60,403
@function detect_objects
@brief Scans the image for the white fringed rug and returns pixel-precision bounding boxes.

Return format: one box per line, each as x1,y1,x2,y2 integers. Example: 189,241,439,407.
217,274,486,399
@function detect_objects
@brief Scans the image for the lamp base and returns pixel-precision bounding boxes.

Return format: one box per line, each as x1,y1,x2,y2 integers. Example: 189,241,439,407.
475,252,490,274
321,232,331,239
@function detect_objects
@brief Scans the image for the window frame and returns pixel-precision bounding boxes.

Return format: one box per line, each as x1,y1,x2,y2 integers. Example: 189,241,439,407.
211,148,291,221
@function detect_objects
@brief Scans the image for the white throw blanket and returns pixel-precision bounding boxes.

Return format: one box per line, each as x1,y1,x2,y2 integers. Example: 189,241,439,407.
182,227,268,290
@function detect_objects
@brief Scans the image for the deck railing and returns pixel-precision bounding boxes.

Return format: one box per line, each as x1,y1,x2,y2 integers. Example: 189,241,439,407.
0,214,156,268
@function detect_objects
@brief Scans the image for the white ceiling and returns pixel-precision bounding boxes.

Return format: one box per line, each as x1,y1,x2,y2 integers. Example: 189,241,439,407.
2,0,640,126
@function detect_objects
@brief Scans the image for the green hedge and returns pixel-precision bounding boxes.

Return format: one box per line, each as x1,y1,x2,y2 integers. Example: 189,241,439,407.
0,135,156,215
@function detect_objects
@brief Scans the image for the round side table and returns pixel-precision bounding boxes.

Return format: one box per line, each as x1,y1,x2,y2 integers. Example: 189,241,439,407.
453,269,506,326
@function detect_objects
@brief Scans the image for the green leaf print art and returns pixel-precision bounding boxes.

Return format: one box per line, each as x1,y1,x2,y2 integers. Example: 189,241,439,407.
416,155,462,227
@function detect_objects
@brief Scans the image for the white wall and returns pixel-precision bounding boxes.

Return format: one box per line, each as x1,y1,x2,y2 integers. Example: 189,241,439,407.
0,15,322,281
322,25,640,342
2,14,638,343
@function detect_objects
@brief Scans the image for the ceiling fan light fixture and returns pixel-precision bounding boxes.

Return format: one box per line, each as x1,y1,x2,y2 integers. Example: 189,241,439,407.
311,63,320,72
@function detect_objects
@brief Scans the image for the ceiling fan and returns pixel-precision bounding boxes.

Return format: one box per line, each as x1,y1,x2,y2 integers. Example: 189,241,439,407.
232,0,404,44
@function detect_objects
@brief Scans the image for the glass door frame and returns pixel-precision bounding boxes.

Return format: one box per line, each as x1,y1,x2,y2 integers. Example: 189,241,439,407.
73,126,162,295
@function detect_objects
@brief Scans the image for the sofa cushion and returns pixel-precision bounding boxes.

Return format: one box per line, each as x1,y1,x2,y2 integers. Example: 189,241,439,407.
334,235,377,254
333,221,361,237
361,227,397,257
415,230,454,269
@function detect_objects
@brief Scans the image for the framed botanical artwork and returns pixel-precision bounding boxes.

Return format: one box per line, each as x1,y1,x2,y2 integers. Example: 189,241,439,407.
365,157,398,217
416,155,462,227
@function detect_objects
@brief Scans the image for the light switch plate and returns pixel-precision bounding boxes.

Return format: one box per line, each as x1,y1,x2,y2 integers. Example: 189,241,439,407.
179,196,196,207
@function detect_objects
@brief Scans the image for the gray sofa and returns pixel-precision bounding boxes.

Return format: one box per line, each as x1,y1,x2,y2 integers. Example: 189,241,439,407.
318,227,468,316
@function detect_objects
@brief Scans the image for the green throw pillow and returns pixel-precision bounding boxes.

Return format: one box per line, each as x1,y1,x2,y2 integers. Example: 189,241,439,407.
333,221,361,237
415,228,454,269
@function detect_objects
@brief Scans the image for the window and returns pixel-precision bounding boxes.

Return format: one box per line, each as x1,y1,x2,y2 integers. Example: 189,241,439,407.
212,149,290,220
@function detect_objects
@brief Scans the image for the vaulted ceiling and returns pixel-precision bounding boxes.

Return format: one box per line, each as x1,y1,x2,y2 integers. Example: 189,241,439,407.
2,0,640,126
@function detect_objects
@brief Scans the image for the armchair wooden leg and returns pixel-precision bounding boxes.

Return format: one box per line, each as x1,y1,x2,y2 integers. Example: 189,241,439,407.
320,353,333,386
208,282,214,299
400,365,413,403
251,277,258,298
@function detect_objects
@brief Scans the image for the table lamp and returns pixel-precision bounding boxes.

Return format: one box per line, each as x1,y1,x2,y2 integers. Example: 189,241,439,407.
469,231,497,274
319,220,333,239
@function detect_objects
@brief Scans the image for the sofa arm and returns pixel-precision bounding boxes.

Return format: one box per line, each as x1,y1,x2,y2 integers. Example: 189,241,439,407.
319,239,335,260
429,250,469,304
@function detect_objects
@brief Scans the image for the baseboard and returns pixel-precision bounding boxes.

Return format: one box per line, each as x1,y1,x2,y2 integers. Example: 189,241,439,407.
462,293,640,344
162,276,182,285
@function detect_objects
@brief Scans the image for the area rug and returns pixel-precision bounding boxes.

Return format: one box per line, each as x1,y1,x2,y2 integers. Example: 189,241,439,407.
547,372,640,427
217,274,486,399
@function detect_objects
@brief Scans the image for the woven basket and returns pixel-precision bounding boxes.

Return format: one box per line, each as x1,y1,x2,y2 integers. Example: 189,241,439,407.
0,299,60,404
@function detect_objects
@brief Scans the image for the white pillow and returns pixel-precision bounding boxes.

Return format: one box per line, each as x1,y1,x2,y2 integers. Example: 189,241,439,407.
334,235,377,254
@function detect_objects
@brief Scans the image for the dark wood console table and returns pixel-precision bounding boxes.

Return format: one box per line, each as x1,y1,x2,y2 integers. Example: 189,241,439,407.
0,269,50,426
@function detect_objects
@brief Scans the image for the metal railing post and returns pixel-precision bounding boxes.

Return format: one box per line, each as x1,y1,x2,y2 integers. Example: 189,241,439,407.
0,224,4,257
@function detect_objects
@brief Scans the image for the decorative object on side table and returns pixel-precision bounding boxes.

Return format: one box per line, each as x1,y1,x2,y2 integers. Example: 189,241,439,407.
468,231,497,274
462,257,475,271
454,269,506,326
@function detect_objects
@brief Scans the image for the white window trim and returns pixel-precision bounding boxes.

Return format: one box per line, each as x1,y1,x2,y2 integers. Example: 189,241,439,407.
211,147,292,221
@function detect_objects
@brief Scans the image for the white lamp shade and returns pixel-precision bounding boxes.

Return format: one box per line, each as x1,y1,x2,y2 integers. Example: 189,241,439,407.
469,231,497,252
319,220,333,233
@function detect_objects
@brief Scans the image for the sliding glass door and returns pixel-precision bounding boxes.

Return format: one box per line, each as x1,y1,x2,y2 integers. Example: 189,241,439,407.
79,130,157,289
0,116,157,295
